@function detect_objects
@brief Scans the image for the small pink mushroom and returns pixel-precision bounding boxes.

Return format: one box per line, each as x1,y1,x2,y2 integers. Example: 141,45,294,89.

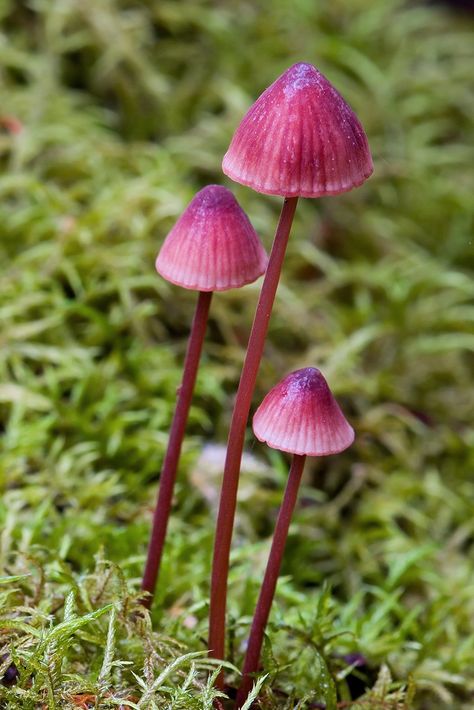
236,367,354,707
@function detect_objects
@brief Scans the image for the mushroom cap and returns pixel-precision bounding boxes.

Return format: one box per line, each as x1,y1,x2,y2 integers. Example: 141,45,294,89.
155,185,268,291
222,62,373,198
156,185,268,291
253,367,354,456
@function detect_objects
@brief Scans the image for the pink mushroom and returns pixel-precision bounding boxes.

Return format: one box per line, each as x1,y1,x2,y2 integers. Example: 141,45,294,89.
141,185,267,607
236,367,354,707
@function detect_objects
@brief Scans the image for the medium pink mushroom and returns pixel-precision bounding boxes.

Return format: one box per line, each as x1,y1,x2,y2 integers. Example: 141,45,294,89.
209,63,372,670
141,185,267,607
236,367,354,707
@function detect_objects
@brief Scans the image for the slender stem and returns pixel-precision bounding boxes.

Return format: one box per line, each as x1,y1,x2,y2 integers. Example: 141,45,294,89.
235,454,306,709
141,290,213,608
208,196,299,681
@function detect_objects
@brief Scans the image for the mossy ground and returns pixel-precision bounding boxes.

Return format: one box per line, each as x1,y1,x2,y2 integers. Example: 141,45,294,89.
1,1,473,708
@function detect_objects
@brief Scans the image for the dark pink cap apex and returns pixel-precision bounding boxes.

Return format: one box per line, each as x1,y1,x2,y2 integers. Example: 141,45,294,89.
156,185,268,291
253,367,354,456
222,63,373,198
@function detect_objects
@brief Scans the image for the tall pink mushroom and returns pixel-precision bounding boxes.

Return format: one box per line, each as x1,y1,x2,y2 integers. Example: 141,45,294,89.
236,367,354,707
141,185,267,607
209,62,372,672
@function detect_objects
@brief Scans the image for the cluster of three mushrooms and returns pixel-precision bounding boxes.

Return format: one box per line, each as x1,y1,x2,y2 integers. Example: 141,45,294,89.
143,61,372,705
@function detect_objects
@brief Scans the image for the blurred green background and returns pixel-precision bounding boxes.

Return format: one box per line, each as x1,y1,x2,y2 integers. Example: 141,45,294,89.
1,0,473,708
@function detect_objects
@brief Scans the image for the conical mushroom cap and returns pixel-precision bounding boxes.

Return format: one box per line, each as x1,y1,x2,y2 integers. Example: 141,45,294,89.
253,367,354,456
222,63,373,198
156,185,268,291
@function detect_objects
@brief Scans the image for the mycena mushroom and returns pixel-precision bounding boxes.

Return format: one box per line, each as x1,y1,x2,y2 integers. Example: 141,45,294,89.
209,62,372,670
141,185,268,607
235,367,354,707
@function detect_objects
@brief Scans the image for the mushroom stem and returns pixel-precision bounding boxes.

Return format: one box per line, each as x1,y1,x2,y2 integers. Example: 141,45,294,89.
208,196,299,680
141,289,213,607
235,454,306,709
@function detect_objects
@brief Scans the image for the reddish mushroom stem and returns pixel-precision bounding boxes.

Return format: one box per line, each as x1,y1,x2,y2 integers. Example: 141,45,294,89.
141,289,213,607
236,453,306,708
208,196,299,679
